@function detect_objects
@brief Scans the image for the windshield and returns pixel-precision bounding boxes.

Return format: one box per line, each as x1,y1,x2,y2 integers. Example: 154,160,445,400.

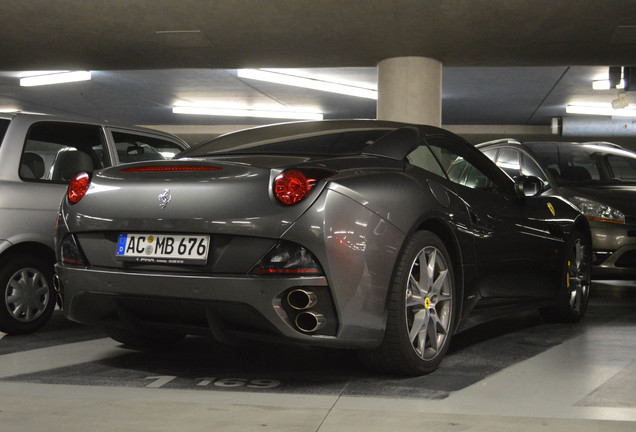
526,142,636,186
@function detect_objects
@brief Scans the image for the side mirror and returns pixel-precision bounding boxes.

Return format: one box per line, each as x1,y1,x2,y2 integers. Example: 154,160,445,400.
514,175,544,198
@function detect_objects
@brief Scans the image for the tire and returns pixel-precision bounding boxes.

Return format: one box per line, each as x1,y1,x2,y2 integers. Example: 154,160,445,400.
359,231,457,375
541,230,591,323
0,254,56,335
106,327,186,349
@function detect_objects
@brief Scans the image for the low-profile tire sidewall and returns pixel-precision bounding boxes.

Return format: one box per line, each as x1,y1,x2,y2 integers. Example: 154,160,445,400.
382,230,457,375
0,254,56,335
557,231,591,322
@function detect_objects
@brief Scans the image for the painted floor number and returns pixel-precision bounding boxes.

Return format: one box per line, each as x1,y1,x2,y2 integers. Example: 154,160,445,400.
144,375,280,389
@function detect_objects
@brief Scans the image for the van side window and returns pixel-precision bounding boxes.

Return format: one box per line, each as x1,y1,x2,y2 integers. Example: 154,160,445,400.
521,153,550,188
20,122,107,183
0,119,10,147
111,131,185,163
495,148,521,178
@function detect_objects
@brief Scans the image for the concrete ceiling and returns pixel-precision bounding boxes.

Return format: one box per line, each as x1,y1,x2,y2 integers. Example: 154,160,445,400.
0,1,635,143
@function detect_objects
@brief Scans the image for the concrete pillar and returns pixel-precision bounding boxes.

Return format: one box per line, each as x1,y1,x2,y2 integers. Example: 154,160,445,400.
377,57,442,127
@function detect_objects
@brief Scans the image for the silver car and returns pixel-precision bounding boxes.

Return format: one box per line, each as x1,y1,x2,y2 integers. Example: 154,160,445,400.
55,120,590,375
0,112,188,334
478,139,636,280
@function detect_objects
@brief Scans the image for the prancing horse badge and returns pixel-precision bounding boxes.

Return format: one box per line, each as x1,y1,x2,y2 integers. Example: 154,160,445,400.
547,202,555,216
158,188,171,209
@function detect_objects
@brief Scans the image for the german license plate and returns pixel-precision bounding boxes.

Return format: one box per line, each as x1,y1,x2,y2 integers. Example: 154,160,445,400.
116,233,210,265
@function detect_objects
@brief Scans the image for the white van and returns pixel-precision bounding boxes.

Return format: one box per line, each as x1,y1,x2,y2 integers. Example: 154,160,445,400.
0,113,188,334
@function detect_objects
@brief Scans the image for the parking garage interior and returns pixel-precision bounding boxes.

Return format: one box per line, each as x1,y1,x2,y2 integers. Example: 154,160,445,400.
1,1,636,431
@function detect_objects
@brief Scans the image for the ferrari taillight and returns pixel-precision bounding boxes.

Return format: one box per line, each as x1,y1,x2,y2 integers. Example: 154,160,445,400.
68,172,91,204
273,168,334,205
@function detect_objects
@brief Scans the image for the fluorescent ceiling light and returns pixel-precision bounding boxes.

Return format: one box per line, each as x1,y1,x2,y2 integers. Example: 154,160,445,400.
566,102,636,117
173,105,323,120
17,70,69,78
20,71,92,87
592,79,625,90
238,69,378,100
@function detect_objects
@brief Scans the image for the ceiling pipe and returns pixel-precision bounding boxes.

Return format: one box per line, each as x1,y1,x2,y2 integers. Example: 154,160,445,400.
553,117,636,136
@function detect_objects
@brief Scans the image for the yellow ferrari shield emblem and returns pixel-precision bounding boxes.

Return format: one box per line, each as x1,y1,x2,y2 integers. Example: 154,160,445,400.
547,203,555,216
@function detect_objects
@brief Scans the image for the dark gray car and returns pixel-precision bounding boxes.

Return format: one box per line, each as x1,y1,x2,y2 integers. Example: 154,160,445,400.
478,139,636,279
0,112,188,335
55,120,590,375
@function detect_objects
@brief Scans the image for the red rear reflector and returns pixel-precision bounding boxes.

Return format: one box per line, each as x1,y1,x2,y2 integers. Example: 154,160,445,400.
121,165,223,172
68,172,91,204
252,268,322,275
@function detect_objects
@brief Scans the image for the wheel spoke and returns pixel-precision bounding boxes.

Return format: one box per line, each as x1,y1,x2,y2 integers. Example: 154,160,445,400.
430,269,448,298
12,302,25,318
407,274,426,307
425,249,437,292
409,309,428,343
436,292,452,303
426,321,438,352
574,240,585,269
429,309,445,350
569,288,579,310
34,285,49,298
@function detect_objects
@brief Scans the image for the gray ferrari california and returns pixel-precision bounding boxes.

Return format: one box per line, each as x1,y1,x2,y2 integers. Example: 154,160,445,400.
54,120,591,375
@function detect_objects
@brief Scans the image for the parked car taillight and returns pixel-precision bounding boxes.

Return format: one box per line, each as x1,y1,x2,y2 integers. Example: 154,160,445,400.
68,172,91,204
273,168,334,205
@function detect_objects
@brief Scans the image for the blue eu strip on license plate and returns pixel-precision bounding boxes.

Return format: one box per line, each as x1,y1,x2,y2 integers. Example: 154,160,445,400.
117,234,128,255
115,233,210,265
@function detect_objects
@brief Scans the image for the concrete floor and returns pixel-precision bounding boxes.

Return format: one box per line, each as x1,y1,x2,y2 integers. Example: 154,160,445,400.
1,282,635,431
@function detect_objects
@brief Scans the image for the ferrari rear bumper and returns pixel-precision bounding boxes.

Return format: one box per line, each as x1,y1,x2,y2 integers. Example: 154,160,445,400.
55,264,383,348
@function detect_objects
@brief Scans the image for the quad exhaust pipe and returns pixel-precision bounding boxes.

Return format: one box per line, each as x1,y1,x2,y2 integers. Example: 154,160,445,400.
53,274,63,309
287,289,318,310
295,311,326,333
286,289,326,333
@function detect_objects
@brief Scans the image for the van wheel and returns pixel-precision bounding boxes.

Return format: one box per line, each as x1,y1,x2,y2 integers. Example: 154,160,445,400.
0,254,55,334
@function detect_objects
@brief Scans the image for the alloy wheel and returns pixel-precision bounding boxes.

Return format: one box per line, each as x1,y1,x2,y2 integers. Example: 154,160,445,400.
567,238,590,315
405,246,453,361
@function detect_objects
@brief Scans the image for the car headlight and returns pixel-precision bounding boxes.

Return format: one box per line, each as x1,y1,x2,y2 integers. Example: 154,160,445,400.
571,197,625,224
